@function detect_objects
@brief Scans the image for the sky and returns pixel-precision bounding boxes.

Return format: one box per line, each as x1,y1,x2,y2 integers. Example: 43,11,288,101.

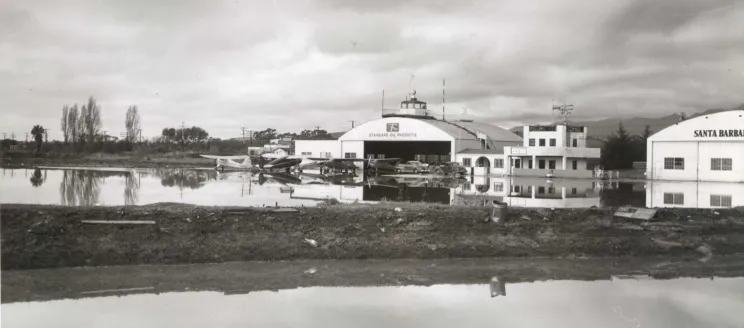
1,0,743,140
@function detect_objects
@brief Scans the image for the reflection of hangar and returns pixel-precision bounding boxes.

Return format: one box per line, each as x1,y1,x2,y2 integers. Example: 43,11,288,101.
294,91,522,167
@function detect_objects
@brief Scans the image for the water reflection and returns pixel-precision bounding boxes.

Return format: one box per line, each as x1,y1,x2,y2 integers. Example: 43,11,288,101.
29,168,45,187
155,169,216,190
58,170,132,206
2,167,742,209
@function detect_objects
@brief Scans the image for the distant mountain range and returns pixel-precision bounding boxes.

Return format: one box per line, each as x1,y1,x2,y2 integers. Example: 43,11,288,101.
509,104,744,147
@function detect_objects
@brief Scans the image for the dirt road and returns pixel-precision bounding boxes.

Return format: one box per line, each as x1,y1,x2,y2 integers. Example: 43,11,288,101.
2,203,744,270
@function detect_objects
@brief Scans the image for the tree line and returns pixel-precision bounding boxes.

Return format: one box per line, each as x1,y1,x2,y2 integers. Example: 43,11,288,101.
600,122,652,170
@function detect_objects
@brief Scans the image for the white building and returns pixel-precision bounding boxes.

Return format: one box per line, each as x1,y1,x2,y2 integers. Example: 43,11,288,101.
295,91,523,171
646,110,744,182
503,124,601,178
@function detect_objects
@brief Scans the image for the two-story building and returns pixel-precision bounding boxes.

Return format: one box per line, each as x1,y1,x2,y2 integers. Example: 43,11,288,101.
502,124,601,178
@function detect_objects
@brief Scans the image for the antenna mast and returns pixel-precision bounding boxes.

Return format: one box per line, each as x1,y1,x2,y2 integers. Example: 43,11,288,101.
552,103,574,125
442,79,446,121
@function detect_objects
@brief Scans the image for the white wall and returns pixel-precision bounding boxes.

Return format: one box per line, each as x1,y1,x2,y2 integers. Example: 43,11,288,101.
521,125,588,148
648,141,699,181
649,141,744,182
294,140,340,158
646,180,744,208
455,153,507,176
698,142,744,182
340,141,364,167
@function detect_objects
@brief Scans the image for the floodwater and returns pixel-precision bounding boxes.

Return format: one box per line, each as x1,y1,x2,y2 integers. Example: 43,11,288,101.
0,167,741,209
3,272,743,327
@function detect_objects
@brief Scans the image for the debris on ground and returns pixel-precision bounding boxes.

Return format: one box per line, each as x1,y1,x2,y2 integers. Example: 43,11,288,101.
2,204,744,270
304,238,318,247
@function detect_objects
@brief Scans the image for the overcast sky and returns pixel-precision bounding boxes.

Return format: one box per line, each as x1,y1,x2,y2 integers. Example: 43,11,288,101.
1,0,743,140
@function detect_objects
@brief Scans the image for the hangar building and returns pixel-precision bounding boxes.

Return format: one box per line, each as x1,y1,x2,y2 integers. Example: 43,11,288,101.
295,91,523,171
646,110,744,182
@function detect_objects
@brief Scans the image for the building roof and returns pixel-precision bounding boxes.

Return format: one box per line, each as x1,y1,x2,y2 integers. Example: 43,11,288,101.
417,119,522,142
457,148,504,155
648,110,744,142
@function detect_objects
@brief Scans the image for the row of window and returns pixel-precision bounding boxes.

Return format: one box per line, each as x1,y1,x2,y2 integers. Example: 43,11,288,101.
528,138,579,147
460,158,506,168
663,157,733,171
509,185,580,195
663,193,733,207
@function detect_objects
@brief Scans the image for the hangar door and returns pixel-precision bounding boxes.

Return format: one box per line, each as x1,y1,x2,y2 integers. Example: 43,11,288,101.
364,141,451,164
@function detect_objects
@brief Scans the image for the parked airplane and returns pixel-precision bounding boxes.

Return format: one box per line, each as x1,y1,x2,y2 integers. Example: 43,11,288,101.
201,153,302,172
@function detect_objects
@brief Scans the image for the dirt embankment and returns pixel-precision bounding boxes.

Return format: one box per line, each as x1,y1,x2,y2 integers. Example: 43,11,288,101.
2,203,744,270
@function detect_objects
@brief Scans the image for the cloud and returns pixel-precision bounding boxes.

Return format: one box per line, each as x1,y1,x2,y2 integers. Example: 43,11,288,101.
1,0,742,140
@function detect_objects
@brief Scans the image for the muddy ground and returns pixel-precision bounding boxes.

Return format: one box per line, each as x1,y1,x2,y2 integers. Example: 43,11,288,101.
3,203,744,271
4,256,744,304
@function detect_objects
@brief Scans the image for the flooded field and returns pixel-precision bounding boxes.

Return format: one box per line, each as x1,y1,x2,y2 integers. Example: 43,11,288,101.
3,257,744,327
1,167,742,208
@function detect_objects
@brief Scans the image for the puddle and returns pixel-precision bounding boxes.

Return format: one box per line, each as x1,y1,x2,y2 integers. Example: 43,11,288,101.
0,167,740,209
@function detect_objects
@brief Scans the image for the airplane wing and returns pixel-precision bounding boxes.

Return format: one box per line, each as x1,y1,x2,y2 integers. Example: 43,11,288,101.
328,158,368,162
200,155,252,160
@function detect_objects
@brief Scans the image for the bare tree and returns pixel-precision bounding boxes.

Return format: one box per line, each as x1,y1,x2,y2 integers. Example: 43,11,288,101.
61,105,69,143
81,97,102,143
68,104,79,144
125,105,140,146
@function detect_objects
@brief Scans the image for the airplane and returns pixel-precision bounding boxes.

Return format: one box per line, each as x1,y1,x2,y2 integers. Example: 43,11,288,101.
201,153,303,172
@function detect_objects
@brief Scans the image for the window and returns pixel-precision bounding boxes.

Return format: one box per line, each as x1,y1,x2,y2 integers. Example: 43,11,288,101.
526,186,532,193
513,186,521,193
528,160,533,169
462,158,472,167
344,152,356,159
321,152,332,158
301,152,312,156
538,160,545,169
572,139,578,147
529,139,535,146
493,183,504,192
494,159,504,168
571,188,577,195
548,160,556,169
711,195,732,207
549,139,556,147
572,160,578,170
711,158,732,171
548,187,555,194
663,193,684,205
514,159,521,168
539,139,546,146
664,158,685,170
538,186,545,194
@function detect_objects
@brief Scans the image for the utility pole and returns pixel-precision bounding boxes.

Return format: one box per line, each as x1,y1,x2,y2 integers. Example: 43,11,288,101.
25,132,29,143
241,127,248,144
314,126,320,140
348,120,356,128
2,133,5,140
10,132,15,140
45,129,49,143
